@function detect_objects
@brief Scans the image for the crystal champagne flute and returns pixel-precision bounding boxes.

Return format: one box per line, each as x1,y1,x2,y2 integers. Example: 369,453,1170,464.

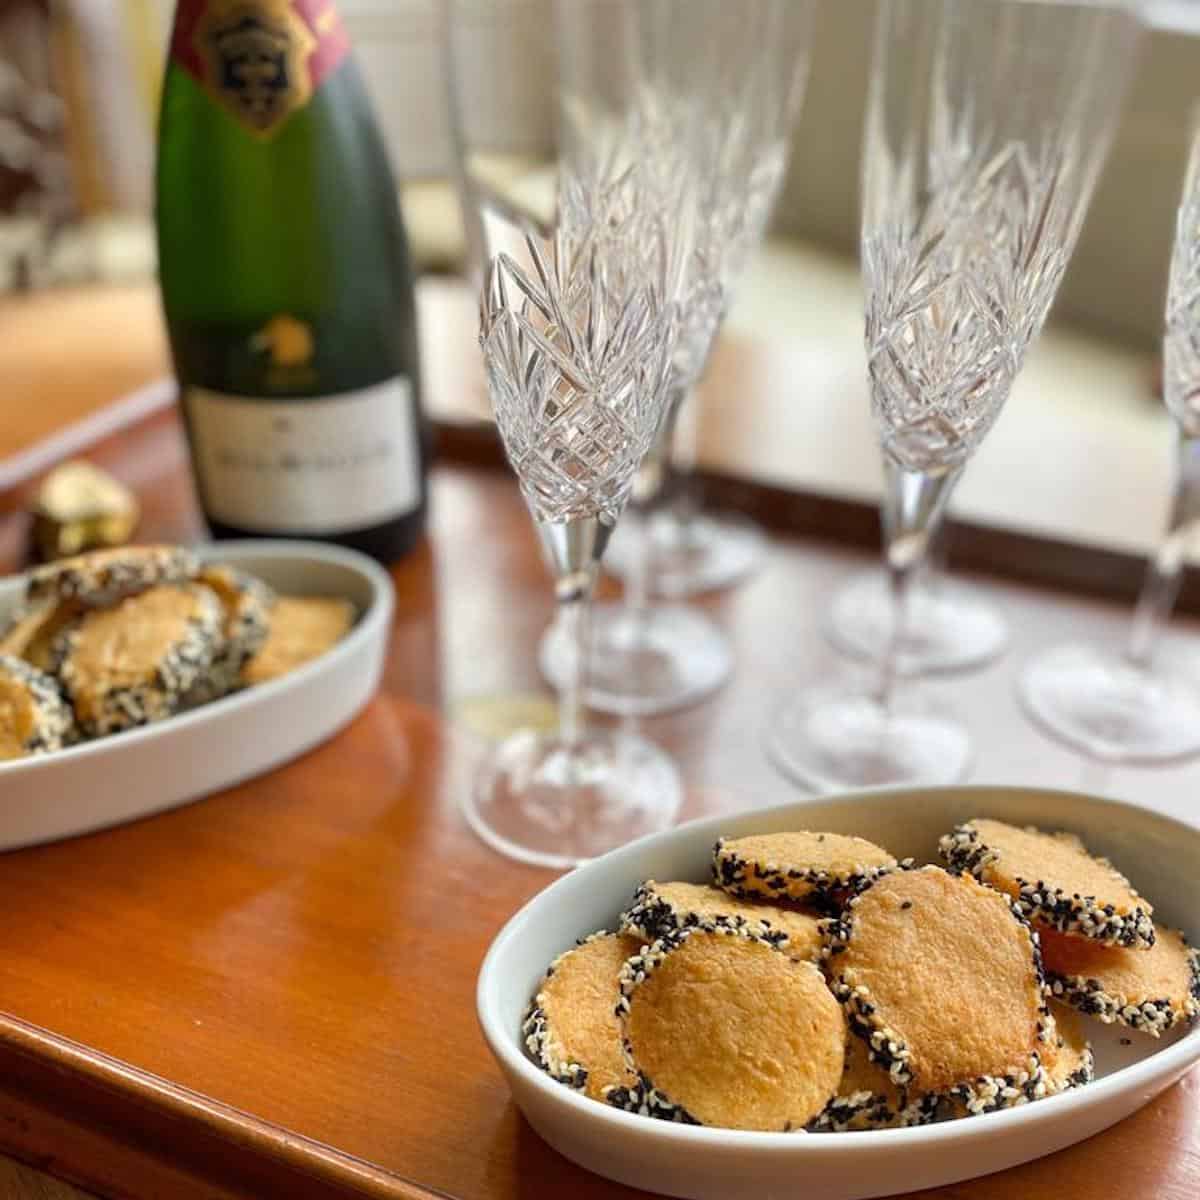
1021,103,1200,763
539,0,816,715
447,0,705,866
768,0,1140,792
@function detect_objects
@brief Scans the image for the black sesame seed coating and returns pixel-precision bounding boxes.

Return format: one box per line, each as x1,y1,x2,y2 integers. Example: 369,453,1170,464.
1060,1045,1095,1092
1045,945,1200,1037
806,1084,938,1133
603,1076,700,1124
1191,941,1200,1015
618,881,812,953
951,1055,1047,1115
938,824,1155,950
522,1000,588,1091
182,568,275,707
619,884,730,943
521,930,619,1093
712,838,904,905
29,546,198,609
831,977,915,1086
0,653,74,754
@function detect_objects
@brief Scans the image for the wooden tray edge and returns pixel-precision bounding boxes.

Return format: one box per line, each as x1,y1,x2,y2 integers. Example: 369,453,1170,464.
0,1010,445,1200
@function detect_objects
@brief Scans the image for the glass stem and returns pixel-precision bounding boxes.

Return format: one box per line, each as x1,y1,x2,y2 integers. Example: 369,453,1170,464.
875,460,963,710
627,507,652,618
667,382,700,532
1125,429,1200,671
536,515,609,752
555,567,596,751
626,390,680,626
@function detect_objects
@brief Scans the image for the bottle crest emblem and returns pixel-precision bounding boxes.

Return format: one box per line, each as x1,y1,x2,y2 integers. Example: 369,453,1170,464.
195,1,315,136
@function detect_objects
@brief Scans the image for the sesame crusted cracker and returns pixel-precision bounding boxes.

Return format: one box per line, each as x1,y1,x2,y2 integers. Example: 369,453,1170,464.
0,597,80,671
52,583,223,735
938,819,1155,950
950,1054,1048,1116
827,866,1048,1094
616,924,845,1131
1041,1003,1095,1094
29,545,197,609
713,832,899,905
806,1033,938,1132
522,931,641,1101
240,595,355,687
0,654,74,758
1041,924,1200,1037
182,566,275,706
619,880,824,963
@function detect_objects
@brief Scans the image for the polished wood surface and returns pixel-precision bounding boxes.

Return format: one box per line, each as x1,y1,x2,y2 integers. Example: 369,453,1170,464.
0,1160,92,1200
0,401,1199,1198
0,285,169,463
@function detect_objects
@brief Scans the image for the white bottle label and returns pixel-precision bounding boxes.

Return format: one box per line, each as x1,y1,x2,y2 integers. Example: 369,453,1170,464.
185,378,420,534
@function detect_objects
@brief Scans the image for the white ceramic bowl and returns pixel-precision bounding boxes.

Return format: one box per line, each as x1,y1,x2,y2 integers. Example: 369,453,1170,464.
477,786,1200,1200
0,539,394,850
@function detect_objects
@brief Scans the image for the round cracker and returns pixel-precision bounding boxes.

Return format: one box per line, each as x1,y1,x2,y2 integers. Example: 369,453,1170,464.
183,565,275,705
614,925,845,1131
0,597,80,672
523,931,642,1101
620,880,824,963
29,545,197,609
52,583,223,735
241,596,355,686
1041,923,1199,1037
713,832,898,904
0,654,74,759
939,818,1154,950
827,865,1049,1095
807,1032,938,1132
1041,1002,1094,1094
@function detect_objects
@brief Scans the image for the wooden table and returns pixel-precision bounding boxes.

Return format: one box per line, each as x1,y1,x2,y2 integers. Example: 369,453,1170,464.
0,400,1198,1199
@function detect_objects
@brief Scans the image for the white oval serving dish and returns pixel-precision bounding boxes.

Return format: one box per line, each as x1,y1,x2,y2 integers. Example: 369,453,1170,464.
477,786,1200,1200
0,539,394,851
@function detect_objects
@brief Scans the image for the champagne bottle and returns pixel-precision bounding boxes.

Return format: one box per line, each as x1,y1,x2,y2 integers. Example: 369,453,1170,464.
156,0,427,563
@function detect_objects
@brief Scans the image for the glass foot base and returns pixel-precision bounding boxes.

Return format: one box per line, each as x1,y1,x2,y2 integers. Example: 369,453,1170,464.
1020,643,1200,763
825,570,1008,675
604,511,766,597
539,603,733,716
767,685,972,792
464,728,682,868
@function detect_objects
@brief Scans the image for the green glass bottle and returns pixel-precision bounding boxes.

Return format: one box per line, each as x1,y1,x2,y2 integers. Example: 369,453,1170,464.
156,0,427,563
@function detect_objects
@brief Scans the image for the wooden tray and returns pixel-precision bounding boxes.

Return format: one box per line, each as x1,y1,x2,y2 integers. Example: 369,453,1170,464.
0,420,1197,1199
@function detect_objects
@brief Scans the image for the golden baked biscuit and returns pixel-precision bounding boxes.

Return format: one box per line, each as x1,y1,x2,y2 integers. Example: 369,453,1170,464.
0,654,74,759
939,818,1154,950
1041,924,1199,1037
523,931,642,1101
614,925,845,1130
714,832,897,904
828,865,1049,1100
29,544,197,609
0,597,79,671
620,880,823,963
52,583,223,735
1041,1002,1094,1094
183,565,275,705
807,1031,938,1131
240,596,355,686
